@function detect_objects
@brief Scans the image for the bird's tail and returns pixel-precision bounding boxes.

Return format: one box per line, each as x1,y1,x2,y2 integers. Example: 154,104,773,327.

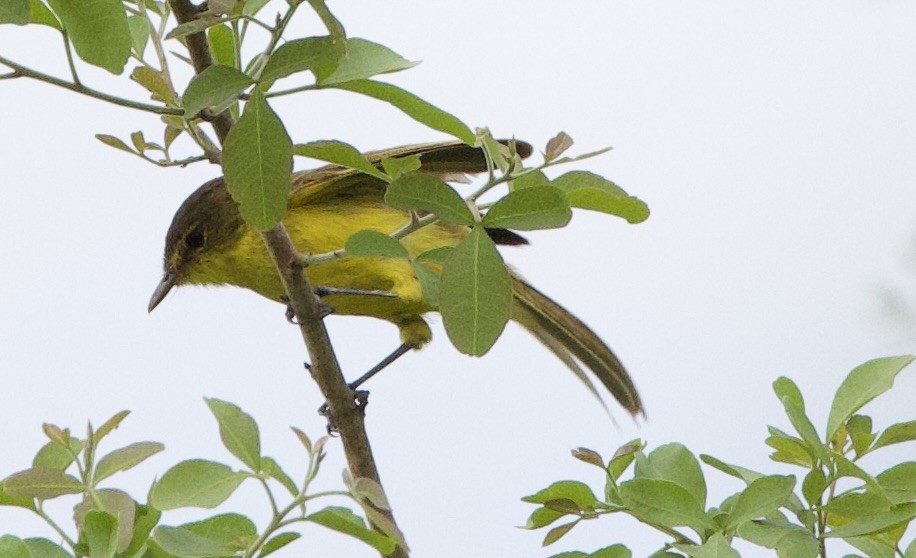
510,272,643,416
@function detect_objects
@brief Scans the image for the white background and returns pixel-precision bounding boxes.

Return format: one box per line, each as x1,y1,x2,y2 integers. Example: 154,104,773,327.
1,2,915,556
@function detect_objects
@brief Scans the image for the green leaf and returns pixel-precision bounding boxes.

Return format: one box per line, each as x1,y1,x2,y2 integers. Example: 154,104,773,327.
825,491,891,519
32,437,82,470
608,439,644,481
826,356,914,440
165,14,227,40
438,226,512,356
122,504,160,557
22,538,71,558
524,506,566,529
846,415,876,457
182,513,256,550
542,520,579,546
127,16,149,57
414,246,453,264
905,539,916,558
582,545,631,558
316,38,419,85
28,0,61,29
845,536,897,558
0,482,35,509
82,510,118,558
260,456,297,497
259,532,300,557
635,443,707,509
351,477,391,511
482,186,571,231
725,475,796,529
149,459,246,510
511,169,550,191
2,467,83,500
131,66,177,105
772,377,831,465
551,171,649,223
384,173,474,225
289,426,313,453
74,489,135,553
0,0,30,24
825,502,916,538
380,154,422,178
737,520,819,558
205,398,261,471
522,481,601,509
91,410,130,445
307,506,397,554
572,447,605,469
765,427,813,467
876,462,916,504
693,533,739,558
833,452,888,497
182,65,253,117
801,467,827,506
294,140,389,181
332,79,475,144
152,526,235,557
345,230,409,259
0,536,30,558
873,420,916,451
45,0,131,74
222,87,293,231
94,442,164,483
95,134,135,156
259,36,343,84
701,454,763,484
207,24,237,68
412,261,440,305
242,0,269,16
618,478,711,535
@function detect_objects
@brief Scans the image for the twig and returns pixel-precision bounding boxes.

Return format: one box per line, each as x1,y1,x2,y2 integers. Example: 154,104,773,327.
0,54,182,115
61,32,81,85
168,0,234,141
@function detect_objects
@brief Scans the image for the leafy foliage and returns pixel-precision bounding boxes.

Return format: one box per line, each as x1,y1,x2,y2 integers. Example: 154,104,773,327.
522,356,915,557
0,405,392,557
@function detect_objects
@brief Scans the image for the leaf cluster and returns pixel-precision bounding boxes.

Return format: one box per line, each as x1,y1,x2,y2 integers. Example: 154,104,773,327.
0,400,400,557
522,356,916,557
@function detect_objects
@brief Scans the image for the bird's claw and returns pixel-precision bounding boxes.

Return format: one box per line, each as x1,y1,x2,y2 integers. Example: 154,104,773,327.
318,390,370,435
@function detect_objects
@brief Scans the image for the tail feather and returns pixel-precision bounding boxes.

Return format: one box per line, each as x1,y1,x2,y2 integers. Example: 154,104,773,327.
510,272,643,416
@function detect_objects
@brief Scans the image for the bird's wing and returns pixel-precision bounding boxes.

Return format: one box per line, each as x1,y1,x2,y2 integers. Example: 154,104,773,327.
288,140,533,207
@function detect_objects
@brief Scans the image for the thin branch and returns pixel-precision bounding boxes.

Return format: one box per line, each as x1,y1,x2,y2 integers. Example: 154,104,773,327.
0,54,182,115
264,83,318,99
262,225,407,558
168,0,234,141
166,1,408,555
60,32,81,85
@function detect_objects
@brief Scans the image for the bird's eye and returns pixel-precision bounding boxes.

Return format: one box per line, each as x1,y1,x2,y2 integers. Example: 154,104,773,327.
185,229,205,249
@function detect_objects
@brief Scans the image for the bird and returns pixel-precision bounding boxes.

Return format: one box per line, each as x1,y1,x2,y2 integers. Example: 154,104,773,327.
148,140,643,415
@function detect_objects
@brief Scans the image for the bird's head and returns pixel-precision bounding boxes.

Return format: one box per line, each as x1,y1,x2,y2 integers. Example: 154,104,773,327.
148,179,245,312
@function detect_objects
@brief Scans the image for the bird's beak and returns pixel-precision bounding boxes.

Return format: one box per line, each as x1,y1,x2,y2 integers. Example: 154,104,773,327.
148,271,177,313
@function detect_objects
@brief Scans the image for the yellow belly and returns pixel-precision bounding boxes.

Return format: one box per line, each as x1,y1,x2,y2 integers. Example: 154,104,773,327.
189,199,465,337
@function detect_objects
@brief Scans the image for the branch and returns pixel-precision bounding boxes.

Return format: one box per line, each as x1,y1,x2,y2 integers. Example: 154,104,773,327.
0,54,182,115
167,0,234,142
166,1,408,555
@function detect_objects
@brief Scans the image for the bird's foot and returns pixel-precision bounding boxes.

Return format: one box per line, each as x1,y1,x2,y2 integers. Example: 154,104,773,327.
281,295,334,323
318,390,370,435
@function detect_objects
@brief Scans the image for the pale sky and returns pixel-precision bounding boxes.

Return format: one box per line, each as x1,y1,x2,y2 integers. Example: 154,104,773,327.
1,2,914,556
